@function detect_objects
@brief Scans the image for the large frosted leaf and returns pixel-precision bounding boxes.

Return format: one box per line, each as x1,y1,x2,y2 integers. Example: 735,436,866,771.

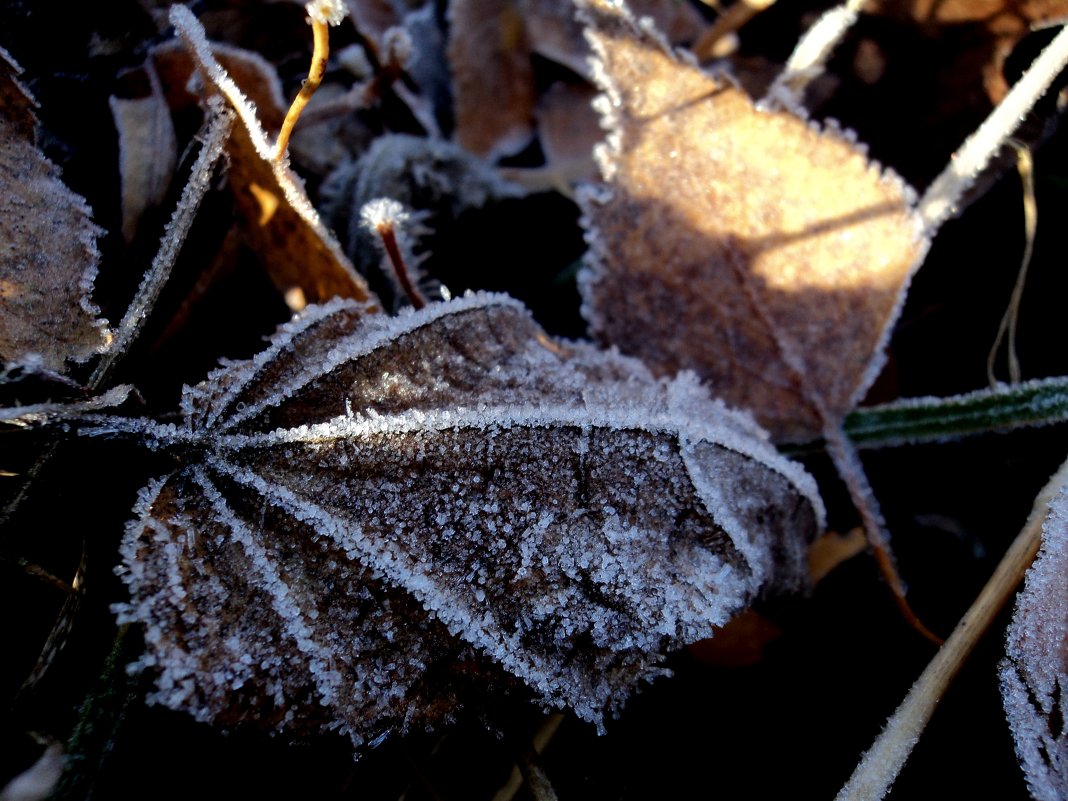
1001,485,1068,800
112,293,822,746
576,0,928,443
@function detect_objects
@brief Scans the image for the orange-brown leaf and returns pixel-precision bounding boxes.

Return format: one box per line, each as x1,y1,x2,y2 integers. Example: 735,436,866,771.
159,14,377,309
578,0,928,442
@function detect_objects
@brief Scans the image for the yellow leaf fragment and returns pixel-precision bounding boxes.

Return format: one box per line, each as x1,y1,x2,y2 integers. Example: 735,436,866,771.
577,0,928,442
0,47,109,374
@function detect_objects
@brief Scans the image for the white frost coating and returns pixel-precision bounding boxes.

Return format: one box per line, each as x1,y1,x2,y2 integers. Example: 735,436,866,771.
215,291,527,432
360,198,409,231
212,385,823,533
306,0,347,27
119,291,823,743
209,455,622,722
169,6,273,157
184,295,359,429
91,101,233,388
191,467,345,711
1000,485,1068,801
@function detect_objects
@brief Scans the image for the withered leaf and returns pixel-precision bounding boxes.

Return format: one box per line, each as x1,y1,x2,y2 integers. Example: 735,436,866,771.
448,0,537,159
576,0,929,443
1000,484,1068,800
112,293,822,746
110,62,178,243
0,47,110,374
164,7,377,308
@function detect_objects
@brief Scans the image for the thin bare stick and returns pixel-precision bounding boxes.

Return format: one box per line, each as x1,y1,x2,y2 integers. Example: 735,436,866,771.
987,142,1037,386
920,23,1068,234
824,427,943,646
272,11,330,163
835,455,1068,801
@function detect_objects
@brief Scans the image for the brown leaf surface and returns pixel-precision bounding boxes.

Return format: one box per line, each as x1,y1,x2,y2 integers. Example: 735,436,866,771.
448,0,536,159
114,292,822,745
577,0,928,442
159,10,377,308
0,47,109,374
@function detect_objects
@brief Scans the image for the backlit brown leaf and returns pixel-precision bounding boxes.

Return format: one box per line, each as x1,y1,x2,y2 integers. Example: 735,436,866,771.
0,47,110,374
577,0,928,443
109,292,823,746
162,8,377,308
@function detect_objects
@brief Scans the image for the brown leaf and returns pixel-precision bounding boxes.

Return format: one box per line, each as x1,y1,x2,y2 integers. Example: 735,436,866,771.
448,0,536,159
110,62,178,243
520,0,704,78
536,81,600,180
111,293,823,745
160,9,377,308
0,47,110,374
869,0,1068,104
1000,483,1068,800
577,0,928,442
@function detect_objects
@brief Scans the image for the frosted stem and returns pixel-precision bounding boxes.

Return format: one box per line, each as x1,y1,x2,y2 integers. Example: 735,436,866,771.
823,426,943,645
89,104,232,389
763,0,868,109
835,455,1068,801
840,375,1068,449
272,8,330,163
919,23,1068,234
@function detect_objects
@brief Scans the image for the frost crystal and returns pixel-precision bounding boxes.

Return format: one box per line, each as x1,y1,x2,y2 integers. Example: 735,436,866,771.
115,293,822,747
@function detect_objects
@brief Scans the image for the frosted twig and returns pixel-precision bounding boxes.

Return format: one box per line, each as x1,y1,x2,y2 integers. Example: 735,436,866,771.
763,0,868,110
89,103,233,390
361,199,427,310
919,23,1068,234
835,455,1068,801
987,143,1037,386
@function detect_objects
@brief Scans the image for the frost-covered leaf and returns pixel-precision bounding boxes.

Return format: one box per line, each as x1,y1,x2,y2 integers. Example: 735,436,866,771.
164,7,377,308
111,293,822,747
0,47,110,374
1001,483,1068,801
110,62,177,243
576,0,928,443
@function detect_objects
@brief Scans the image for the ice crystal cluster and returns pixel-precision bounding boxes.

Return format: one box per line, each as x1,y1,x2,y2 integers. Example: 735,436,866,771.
112,293,822,746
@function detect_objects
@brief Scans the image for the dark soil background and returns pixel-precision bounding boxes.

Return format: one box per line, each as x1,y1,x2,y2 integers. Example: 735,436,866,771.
2,1,1067,798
